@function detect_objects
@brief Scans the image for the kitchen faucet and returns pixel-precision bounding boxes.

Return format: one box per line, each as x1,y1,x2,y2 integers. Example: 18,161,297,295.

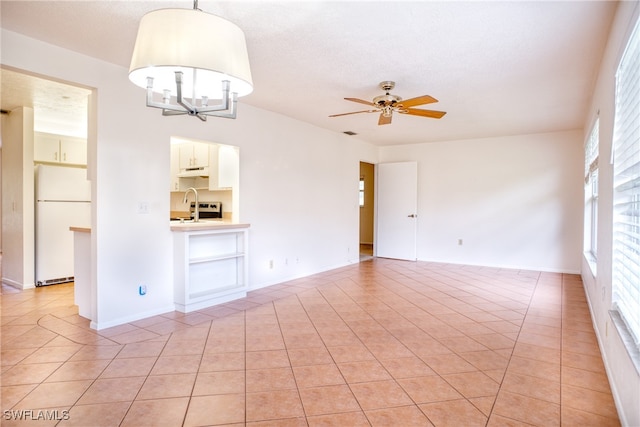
183,187,199,222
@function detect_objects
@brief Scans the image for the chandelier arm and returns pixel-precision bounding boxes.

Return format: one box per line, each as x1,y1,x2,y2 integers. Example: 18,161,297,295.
200,93,237,119
145,78,185,112
142,75,240,119
197,96,237,116
162,110,188,116
174,72,198,115
195,81,232,113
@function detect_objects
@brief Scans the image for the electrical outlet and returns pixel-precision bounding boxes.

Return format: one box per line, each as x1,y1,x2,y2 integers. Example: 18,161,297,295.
458,239,463,245
269,260,274,269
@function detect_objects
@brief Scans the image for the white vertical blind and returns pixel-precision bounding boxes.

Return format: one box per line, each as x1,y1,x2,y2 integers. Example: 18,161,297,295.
612,17,640,346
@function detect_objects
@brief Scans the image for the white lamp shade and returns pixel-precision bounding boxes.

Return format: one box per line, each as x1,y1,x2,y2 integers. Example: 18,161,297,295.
129,8,253,99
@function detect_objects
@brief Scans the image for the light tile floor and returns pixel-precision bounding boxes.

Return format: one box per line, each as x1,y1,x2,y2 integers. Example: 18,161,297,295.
1,259,620,426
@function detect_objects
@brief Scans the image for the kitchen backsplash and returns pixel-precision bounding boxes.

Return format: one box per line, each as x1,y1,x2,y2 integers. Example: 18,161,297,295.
170,189,233,215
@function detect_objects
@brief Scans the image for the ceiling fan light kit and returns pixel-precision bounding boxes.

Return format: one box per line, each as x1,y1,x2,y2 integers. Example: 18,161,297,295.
330,81,446,125
128,0,253,121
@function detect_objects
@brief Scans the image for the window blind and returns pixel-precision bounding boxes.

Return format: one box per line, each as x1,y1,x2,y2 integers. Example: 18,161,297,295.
612,17,640,346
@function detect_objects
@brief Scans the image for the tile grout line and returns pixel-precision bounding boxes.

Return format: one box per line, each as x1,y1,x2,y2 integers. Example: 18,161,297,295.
482,269,544,425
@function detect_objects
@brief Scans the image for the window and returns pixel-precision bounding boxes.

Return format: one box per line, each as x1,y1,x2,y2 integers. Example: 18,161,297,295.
359,176,365,207
584,118,599,264
612,17,640,347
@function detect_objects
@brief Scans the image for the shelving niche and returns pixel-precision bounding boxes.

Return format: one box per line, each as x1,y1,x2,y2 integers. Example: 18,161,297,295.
173,226,249,312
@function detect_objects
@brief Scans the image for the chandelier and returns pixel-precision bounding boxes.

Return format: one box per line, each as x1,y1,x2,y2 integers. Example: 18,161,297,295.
128,0,253,121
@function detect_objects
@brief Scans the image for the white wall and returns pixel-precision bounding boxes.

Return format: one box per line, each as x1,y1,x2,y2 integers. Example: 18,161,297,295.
580,2,640,426
1,29,378,328
1,107,35,288
379,130,584,273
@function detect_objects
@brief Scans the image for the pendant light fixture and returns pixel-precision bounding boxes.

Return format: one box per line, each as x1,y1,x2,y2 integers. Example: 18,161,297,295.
128,0,253,121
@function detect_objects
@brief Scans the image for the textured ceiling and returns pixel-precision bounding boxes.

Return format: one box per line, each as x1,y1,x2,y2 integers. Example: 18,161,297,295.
0,1,617,145
1,68,91,136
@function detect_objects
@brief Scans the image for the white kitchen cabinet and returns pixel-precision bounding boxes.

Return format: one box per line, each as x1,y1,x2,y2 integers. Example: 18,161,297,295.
61,137,87,165
34,132,87,166
173,225,249,312
170,143,206,192
179,141,209,170
209,144,239,190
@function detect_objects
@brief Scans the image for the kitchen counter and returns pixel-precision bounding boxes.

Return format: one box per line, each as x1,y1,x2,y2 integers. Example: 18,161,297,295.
170,221,250,232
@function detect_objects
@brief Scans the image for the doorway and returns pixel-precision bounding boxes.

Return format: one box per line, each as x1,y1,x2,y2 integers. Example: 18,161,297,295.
359,162,375,261
1,67,91,289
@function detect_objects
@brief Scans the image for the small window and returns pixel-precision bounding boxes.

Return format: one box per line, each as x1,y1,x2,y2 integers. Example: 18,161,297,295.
584,118,599,266
359,177,365,207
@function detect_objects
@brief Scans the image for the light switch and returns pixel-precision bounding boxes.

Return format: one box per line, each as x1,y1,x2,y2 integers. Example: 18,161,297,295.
138,202,149,214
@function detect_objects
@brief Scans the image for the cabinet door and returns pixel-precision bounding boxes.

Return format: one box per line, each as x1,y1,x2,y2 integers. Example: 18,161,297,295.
217,145,239,189
34,133,60,163
179,143,194,169
60,137,87,165
192,143,209,168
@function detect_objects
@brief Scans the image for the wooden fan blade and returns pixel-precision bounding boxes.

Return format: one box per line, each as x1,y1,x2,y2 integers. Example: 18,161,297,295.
329,110,377,117
400,108,447,119
378,113,392,125
345,97,376,106
398,95,438,108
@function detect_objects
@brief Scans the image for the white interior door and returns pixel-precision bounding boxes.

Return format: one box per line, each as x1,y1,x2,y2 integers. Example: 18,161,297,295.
376,161,418,261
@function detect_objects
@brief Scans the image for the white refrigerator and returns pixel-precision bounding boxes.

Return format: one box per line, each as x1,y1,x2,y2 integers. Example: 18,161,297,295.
35,164,91,287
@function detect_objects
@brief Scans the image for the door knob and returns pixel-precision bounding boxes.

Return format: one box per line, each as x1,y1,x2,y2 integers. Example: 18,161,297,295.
408,214,417,218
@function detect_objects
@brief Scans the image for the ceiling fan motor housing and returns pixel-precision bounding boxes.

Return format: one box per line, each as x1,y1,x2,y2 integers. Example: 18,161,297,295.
373,94,402,107
374,81,402,107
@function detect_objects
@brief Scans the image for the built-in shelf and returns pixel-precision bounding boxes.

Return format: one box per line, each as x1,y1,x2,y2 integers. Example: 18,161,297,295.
173,225,249,313
189,253,244,264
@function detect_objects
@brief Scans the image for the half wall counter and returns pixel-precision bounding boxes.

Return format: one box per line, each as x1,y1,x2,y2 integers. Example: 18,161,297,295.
69,227,94,323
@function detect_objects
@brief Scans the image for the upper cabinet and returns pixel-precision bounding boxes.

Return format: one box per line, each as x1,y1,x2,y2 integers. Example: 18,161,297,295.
179,142,209,170
209,144,239,190
34,132,86,166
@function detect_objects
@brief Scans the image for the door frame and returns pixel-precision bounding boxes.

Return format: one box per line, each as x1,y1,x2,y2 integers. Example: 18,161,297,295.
359,161,375,261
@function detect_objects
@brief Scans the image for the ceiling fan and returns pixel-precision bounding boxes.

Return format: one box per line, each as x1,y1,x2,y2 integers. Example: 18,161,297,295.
329,81,446,125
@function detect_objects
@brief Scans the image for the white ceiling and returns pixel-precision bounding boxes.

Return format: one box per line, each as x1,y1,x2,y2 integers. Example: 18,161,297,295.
0,1,617,145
